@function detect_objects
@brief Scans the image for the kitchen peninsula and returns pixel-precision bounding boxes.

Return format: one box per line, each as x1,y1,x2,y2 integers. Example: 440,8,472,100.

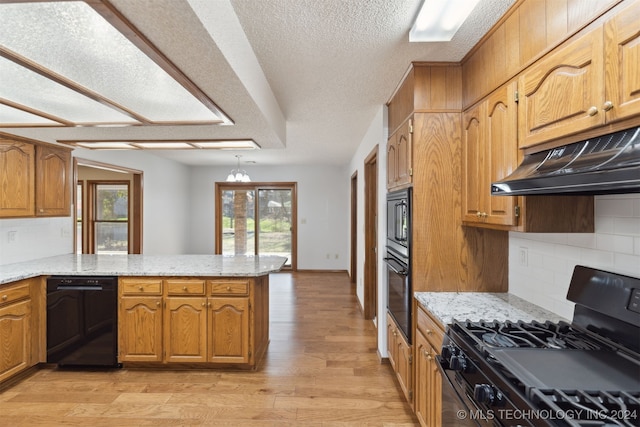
0,254,287,384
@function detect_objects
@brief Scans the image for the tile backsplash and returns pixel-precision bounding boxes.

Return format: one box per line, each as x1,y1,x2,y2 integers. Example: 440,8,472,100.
0,217,73,265
509,194,640,320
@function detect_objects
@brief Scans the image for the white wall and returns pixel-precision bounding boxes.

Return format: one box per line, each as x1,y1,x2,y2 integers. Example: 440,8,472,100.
509,194,640,319
187,163,350,270
347,105,388,356
0,217,73,265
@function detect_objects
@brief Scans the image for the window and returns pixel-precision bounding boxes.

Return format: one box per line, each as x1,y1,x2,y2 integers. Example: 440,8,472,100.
91,182,129,254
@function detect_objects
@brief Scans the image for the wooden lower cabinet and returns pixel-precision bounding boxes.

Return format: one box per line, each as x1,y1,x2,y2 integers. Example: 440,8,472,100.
209,297,250,363
119,296,164,362
118,277,267,368
0,280,34,383
414,303,445,427
387,312,412,404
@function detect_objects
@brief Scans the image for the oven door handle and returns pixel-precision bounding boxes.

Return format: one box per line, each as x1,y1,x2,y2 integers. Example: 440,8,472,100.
383,258,408,276
55,285,103,291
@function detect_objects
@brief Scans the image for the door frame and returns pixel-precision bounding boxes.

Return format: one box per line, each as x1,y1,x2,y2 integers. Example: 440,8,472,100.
363,146,378,320
74,158,143,254
350,171,357,286
215,182,297,271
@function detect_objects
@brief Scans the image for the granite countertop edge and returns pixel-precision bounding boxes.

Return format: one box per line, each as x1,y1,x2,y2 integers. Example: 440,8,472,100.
0,254,288,285
415,291,568,327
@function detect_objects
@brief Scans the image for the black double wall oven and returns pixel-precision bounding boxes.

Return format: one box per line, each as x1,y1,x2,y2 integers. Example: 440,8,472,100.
385,187,412,344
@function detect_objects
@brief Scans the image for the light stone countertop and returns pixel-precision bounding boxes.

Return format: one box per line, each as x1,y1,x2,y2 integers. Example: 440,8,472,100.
0,254,288,285
415,292,568,327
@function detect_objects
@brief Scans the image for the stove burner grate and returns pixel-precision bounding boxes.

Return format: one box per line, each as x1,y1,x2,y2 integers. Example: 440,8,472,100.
530,389,640,427
461,320,611,350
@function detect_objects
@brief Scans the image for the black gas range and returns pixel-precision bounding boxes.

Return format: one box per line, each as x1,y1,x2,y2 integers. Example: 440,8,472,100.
437,266,640,427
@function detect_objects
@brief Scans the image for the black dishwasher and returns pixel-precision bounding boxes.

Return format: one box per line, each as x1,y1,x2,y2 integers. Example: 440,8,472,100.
46,276,120,368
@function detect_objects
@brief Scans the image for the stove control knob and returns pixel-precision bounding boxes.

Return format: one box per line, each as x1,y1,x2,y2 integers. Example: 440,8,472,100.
449,354,467,372
440,345,456,362
473,384,495,405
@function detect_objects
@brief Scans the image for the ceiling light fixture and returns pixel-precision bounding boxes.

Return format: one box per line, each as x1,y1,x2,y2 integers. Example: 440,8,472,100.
226,155,251,182
409,0,480,42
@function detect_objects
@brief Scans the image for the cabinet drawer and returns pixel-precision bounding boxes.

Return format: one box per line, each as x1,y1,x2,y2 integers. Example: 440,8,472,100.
166,280,206,296
416,306,445,351
209,280,249,296
0,283,31,306
120,279,163,296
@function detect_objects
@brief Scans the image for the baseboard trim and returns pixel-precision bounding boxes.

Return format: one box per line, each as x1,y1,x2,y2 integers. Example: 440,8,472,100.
293,269,349,274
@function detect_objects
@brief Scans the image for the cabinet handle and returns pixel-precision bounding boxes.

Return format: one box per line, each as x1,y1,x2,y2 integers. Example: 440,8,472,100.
587,106,598,116
603,101,613,112
1,295,7,301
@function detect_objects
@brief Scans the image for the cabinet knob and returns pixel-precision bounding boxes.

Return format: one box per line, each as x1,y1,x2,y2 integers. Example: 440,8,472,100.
39,208,44,213
138,286,144,291
482,212,488,219
426,329,432,335
201,302,206,307
603,101,614,111
1,295,7,301
156,301,160,306
476,212,482,218
208,302,212,308
183,286,187,291
587,106,599,116
226,286,231,291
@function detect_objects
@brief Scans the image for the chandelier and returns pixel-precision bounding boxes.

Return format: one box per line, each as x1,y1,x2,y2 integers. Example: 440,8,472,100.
226,155,251,182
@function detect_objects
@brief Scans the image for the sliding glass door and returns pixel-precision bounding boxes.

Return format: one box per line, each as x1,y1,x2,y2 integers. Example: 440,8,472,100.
216,183,296,269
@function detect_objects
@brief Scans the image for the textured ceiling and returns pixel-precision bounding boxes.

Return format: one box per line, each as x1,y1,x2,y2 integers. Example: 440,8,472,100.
3,0,515,167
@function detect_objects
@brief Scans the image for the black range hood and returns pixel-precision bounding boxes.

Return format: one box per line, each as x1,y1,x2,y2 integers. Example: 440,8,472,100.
492,126,640,196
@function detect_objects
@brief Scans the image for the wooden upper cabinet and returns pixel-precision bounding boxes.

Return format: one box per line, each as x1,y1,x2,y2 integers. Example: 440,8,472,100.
35,144,72,217
0,140,35,217
387,118,413,190
462,82,519,227
518,27,605,149
604,0,640,123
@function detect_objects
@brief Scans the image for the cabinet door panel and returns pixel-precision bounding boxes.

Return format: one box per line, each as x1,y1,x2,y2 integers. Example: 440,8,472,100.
462,105,484,222
0,300,31,382
165,297,207,362
386,134,397,189
604,0,640,123
35,145,71,216
209,297,250,364
519,28,605,148
119,297,163,362
395,120,412,187
0,141,34,217
414,331,429,427
485,85,518,226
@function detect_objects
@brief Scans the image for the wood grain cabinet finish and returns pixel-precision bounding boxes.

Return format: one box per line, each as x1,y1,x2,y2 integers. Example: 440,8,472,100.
604,0,640,123
119,278,164,362
35,144,72,217
0,140,35,217
414,304,444,427
462,82,519,228
462,82,595,232
387,312,412,405
519,2,640,151
387,118,413,190
0,133,72,218
0,282,32,383
118,277,266,368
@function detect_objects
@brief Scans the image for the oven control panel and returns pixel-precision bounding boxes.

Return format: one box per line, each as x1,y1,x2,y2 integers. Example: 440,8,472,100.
628,288,640,314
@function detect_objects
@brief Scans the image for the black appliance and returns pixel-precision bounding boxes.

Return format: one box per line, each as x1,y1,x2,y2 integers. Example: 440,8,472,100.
385,187,412,343
46,276,120,368
492,126,640,196
437,266,640,426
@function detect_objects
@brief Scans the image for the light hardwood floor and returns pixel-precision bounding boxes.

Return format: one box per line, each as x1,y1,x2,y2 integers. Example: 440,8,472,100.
0,272,419,426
